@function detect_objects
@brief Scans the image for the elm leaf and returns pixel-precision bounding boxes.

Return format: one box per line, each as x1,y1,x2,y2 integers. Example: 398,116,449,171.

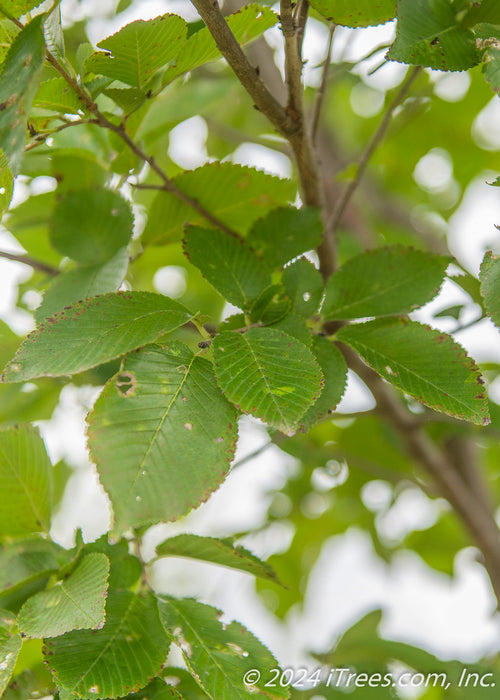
50,188,134,265
337,318,489,425
87,343,238,529
0,425,52,536
156,534,281,585
322,246,449,320
299,336,348,431
480,251,500,329
45,591,169,699
183,227,270,309
143,163,294,245
85,14,187,90
247,207,323,272
158,597,289,700
18,553,109,638
387,0,481,71
213,328,323,434
2,292,193,382
309,0,395,27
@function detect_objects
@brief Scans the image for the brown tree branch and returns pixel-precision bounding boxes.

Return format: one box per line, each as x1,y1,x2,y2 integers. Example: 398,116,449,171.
328,66,422,232
281,0,304,119
190,0,297,138
0,250,59,276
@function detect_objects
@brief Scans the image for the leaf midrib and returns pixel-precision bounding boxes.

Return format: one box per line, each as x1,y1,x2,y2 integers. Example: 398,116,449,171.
125,352,196,505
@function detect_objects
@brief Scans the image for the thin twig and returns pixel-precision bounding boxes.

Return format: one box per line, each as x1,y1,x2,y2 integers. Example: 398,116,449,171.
453,315,485,334
294,0,309,56
189,0,297,138
231,442,274,470
0,250,59,276
24,119,90,152
311,24,335,141
328,66,422,232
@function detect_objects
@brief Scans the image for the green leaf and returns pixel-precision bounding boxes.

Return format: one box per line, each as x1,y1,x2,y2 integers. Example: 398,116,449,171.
249,284,291,325
464,0,500,25
50,149,109,193
0,611,22,696
480,251,500,329
142,163,294,245
0,21,18,68
50,188,134,265
322,246,449,320
434,304,464,320
159,668,210,699
45,591,170,699
0,14,45,174
87,342,238,529
484,46,500,94
121,678,183,699
213,328,323,434
0,151,13,215
337,318,489,425
3,191,59,264
158,597,290,700
0,1,44,17
162,5,277,85
269,312,312,346
51,460,72,511
43,4,65,62
34,248,129,323
18,553,109,638
85,14,187,90
156,534,281,584
299,336,348,431
183,227,271,309
246,207,323,271
282,258,324,318
83,536,142,591
33,77,82,113
387,0,481,71
308,0,395,26
104,86,145,113
0,425,52,536
2,292,193,382
0,538,67,597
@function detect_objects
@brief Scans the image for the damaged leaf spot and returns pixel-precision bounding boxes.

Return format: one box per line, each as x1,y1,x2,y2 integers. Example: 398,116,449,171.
116,372,136,396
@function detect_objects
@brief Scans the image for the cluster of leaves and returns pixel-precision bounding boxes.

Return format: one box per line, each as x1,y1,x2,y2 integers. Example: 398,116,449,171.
0,0,500,698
